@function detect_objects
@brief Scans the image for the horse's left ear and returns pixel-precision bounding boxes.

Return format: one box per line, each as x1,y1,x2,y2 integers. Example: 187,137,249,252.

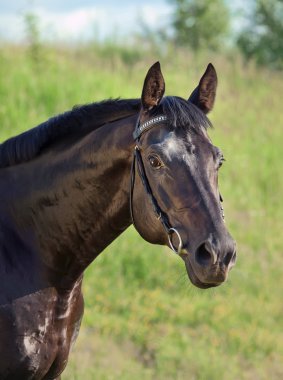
141,62,165,110
188,63,217,114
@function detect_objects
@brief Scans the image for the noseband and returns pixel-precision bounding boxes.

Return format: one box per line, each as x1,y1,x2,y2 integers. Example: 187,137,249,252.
130,115,183,255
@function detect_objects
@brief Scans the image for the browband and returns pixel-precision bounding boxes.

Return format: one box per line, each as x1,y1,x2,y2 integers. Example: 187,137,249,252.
133,115,167,140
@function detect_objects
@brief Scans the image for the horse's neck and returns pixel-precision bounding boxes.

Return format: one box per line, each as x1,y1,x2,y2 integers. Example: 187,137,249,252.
7,115,137,287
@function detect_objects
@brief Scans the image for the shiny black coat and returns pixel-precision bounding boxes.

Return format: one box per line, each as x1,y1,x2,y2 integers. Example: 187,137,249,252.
0,63,236,379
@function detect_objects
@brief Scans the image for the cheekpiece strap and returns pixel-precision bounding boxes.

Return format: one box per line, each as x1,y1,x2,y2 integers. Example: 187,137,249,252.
133,115,167,140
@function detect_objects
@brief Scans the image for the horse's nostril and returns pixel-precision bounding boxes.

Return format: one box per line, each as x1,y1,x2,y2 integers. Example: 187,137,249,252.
223,250,237,267
195,243,217,267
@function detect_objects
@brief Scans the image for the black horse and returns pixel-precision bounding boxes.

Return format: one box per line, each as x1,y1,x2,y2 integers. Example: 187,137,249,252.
0,62,236,379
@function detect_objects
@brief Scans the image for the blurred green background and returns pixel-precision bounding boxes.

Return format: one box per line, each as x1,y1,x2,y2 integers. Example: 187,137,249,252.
0,1,282,379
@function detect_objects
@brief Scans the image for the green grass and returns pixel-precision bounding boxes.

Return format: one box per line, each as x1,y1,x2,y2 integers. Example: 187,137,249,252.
0,45,282,379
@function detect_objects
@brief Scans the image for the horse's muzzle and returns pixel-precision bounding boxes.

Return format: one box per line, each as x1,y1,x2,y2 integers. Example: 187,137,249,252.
182,235,237,289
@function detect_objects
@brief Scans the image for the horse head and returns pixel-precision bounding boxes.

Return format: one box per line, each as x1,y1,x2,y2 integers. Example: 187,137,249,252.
131,62,236,289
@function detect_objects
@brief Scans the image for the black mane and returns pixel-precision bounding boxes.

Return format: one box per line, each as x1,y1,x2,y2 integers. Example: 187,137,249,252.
0,99,141,168
160,96,212,131
0,96,211,169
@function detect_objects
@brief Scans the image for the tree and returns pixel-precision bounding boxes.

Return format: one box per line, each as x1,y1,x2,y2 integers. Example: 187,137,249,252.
170,0,231,51
237,0,283,69
24,11,42,63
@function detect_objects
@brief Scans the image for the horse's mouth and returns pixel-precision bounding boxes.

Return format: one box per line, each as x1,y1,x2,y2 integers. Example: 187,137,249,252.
185,258,222,289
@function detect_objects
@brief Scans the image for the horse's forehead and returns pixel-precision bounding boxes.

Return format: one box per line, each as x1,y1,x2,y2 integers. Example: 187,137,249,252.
160,128,208,162
160,131,187,161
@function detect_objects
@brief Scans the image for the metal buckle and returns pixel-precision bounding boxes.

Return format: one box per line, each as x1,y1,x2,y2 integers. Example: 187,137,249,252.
168,228,183,255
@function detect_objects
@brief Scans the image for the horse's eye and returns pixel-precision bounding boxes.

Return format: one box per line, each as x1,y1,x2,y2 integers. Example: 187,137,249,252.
218,155,225,169
148,155,162,169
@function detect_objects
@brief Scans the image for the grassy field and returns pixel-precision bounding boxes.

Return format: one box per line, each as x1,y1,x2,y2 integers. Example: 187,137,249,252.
0,45,282,379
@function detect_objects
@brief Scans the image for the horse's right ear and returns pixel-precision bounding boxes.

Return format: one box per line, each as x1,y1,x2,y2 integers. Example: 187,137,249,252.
188,63,217,114
141,62,165,111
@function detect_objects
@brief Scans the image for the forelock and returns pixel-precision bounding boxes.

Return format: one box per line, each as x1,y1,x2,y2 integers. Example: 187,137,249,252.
159,96,212,132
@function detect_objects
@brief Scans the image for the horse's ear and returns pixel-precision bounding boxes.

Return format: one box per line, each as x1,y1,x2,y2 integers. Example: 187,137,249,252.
188,63,217,114
141,62,165,110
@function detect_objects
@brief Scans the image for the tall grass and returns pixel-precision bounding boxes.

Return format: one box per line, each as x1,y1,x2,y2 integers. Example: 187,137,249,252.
0,45,282,379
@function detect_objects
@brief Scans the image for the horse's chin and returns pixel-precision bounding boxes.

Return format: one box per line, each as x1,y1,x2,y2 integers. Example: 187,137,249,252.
184,258,222,289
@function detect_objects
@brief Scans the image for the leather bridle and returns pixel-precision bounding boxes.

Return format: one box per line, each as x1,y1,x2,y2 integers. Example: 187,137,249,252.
130,114,183,255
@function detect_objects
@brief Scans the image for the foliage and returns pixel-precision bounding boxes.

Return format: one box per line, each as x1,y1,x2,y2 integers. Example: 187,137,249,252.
169,0,230,50
23,11,42,63
0,45,283,379
237,0,283,69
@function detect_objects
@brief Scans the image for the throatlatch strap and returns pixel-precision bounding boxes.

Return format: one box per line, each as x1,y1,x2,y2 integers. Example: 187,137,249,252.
130,151,137,230
130,114,184,254
134,147,171,234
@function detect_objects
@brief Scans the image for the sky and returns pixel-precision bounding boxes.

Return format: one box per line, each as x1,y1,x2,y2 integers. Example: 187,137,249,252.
0,0,173,43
